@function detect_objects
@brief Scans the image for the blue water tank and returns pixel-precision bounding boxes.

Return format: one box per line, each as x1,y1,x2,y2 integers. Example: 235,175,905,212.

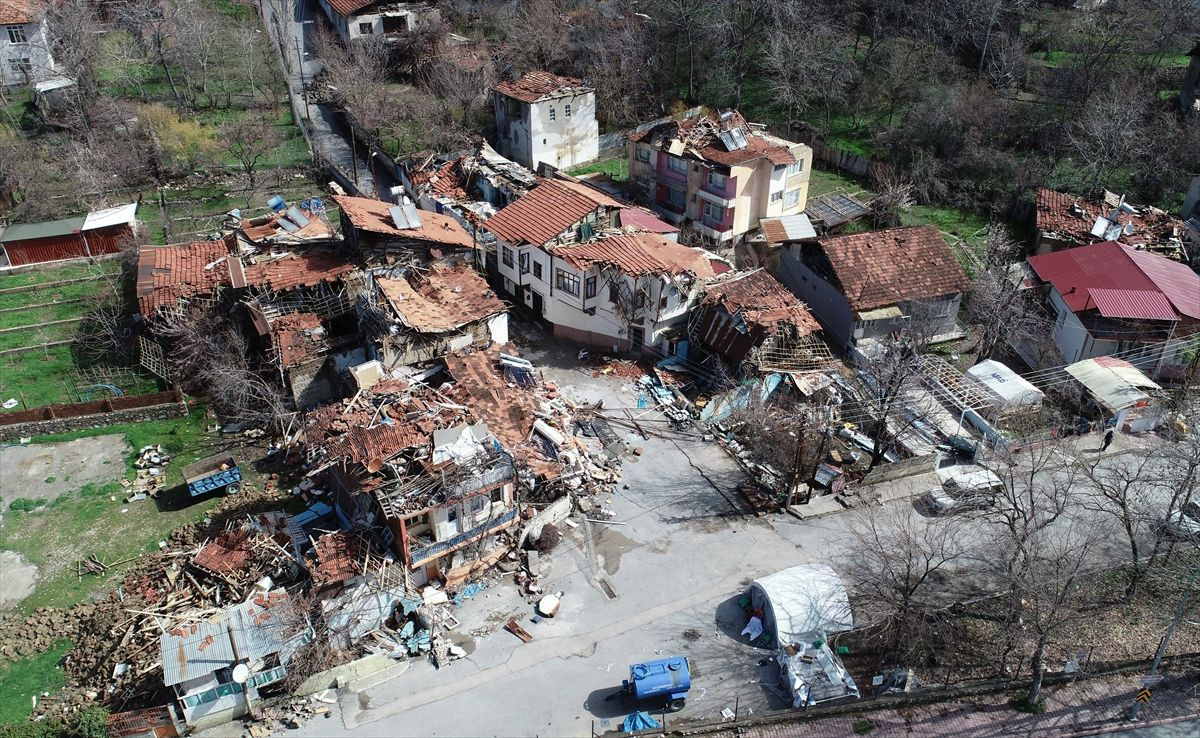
267,195,287,213
627,657,691,700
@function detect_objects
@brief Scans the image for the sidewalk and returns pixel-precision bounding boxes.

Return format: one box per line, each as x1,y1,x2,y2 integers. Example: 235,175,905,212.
699,671,1199,738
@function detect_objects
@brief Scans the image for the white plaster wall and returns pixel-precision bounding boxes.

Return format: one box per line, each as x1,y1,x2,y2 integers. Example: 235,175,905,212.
1048,288,1090,363
777,245,855,349
526,92,599,171
1,19,55,85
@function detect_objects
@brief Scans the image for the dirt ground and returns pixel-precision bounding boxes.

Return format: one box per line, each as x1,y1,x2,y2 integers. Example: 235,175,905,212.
0,550,37,609
0,434,130,506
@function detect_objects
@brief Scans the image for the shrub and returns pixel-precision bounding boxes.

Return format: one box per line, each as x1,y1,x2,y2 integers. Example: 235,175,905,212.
8,498,45,512
536,524,561,554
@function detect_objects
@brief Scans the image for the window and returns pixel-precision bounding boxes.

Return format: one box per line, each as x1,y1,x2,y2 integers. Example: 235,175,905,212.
501,246,514,268
565,104,572,117
490,488,504,503
786,161,804,176
667,156,687,175
548,106,556,121
784,189,801,209
770,191,783,203
6,25,27,43
358,22,374,34
447,506,458,523
519,251,530,274
636,147,651,163
703,202,724,222
707,171,727,189
609,283,619,303
469,496,486,514
8,57,30,76
556,268,580,296
532,261,543,279
585,276,597,298
665,188,685,209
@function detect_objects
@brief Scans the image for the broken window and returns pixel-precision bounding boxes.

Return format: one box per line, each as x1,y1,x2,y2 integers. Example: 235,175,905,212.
784,189,801,209
6,25,27,43
502,246,514,268
585,276,597,298
381,15,408,33
565,104,572,117
358,22,374,34
8,57,30,76
609,283,619,303
636,147,650,163
490,488,504,504
665,187,685,209
556,268,580,296
666,156,687,175
707,171,727,190
519,251,530,274
770,191,783,203
548,106,556,121
469,495,486,514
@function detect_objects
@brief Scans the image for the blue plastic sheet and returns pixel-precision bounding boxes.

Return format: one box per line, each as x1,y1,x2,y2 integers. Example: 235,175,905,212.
622,711,661,733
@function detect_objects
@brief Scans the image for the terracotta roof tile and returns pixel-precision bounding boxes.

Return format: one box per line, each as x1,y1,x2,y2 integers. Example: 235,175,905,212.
272,312,326,367
494,71,588,103
634,110,798,168
702,269,821,336
136,239,233,316
1035,188,1184,248
243,251,355,293
0,0,37,24
552,231,721,278
240,209,334,245
333,195,475,249
815,225,969,312
324,0,378,18
444,349,538,452
410,158,469,200
193,530,254,575
325,422,429,466
484,179,619,245
310,531,376,589
376,264,506,333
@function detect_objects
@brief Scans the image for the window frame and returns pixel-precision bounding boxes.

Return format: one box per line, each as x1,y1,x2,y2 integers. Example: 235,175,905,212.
786,161,803,176
532,260,543,280
519,251,530,275
665,187,685,209
609,283,619,304
707,171,727,189
565,103,572,118
585,276,597,299
784,188,801,209
548,106,556,121
636,147,651,163
501,246,514,268
703,202,724,222
556,268,581,296
8,57,31,76
769,190,784,203
666,156,687,175
6,25,27,44
358,21,374,35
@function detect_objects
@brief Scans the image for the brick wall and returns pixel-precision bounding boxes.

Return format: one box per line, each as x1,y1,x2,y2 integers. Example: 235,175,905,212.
0,391,188,441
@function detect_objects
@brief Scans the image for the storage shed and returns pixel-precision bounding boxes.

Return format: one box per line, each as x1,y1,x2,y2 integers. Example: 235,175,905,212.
966,360,1044,409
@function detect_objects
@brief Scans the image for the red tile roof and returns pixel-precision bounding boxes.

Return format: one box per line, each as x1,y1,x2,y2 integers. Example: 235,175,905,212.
701,269,821,336
815,225,969,312
272,312,326,367
193,529,254,575
483,179,619,246
444,349,538,452
240,208,334,244
410,158,469,200
376,264,506,333
243,251,355,293
325,422,429,466
310,531,376,589
1035,188,1184,248
324,0,379,18
0,0,37,24
552,231,721,278
494,71,588,103
1028,240,1200,321
136,239,234,316
333,195,475,249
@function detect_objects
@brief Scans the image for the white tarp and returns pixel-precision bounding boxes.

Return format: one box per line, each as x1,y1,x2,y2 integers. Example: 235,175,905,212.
967,359,1044,408
82,202,138,231
747,564,853,646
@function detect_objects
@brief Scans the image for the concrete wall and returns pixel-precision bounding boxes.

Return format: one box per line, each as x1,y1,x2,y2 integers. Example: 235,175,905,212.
0,18,55,86
294,653,396,695
494,91,599,172
517,494,572,548
776,246,854,350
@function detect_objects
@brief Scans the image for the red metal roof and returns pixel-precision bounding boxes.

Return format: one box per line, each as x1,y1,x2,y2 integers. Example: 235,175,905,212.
1027,240,1200,321
1086,289,1178,322
494,71,588,103
484,179,619,246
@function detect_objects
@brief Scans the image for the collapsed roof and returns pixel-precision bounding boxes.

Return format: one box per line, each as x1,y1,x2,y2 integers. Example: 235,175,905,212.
1036,188,1185,251
333,195,476,249
551,231,726,278
494,70,591,103
376,263,507,334
628,109,798,168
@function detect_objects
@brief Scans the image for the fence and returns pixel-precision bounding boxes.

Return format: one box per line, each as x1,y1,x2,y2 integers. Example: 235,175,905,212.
0,389,188,440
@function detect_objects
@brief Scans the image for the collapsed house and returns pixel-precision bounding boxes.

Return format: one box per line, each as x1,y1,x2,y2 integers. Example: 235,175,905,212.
690,268,833,376
1034,187,1189,261
362,262,509,367
333,194,479,266
233,198,337,249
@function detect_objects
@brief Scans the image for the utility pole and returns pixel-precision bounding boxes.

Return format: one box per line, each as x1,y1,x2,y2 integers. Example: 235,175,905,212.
1129,563,1199,721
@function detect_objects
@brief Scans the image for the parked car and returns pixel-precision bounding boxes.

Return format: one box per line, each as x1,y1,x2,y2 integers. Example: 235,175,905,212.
925,465,1003,515
1164,502,1200,541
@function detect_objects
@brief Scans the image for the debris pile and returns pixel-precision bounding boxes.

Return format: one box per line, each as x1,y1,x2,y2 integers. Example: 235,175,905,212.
124,445,171,500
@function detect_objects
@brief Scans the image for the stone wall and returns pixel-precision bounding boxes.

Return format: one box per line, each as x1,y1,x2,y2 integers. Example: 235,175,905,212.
0,391,188,441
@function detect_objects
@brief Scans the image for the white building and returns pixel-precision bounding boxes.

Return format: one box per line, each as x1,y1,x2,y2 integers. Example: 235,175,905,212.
315,0,440,44
1,0,55,87
493,71,599,173
484,177,726,355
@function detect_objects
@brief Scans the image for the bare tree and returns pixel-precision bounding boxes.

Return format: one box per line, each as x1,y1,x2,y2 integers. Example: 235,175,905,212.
43,0,105,130
116,0,185,106
763,5,855,134
1065,85,1148,192
843,505,966,657
710,0,773,109
421,53,497,130
852,331,928,470
1079,450,1165,599
965,225,1049,361
652,0,718,103
220,114,282,204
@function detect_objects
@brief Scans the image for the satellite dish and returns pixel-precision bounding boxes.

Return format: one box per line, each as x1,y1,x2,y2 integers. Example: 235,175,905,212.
366,457,384,473
232,664,250,684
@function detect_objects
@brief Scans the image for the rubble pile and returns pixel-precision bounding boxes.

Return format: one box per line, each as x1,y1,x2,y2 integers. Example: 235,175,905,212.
124,445,171,500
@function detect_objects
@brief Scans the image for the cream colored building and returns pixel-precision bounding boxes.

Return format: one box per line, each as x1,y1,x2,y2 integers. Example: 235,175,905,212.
627,110,812,244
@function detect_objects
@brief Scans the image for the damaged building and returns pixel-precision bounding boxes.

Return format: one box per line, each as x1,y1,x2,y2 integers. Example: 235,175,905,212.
1034,187,1190,261
333,194,479,266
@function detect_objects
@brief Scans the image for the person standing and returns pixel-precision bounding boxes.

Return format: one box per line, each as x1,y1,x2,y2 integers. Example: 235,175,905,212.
1101,428,1115,452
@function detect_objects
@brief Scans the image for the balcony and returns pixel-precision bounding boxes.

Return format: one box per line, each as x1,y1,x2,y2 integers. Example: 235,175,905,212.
408,507,519,566
692,219,734,242
697,187,735,208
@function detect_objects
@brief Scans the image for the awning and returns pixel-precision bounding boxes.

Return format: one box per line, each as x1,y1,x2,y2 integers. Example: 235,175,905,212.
855,305,903,322
1065,357,1161,412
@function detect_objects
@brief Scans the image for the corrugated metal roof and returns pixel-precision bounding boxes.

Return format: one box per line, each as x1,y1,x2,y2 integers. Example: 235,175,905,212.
0,215,86,243
1065,356,1161,412
1087,288,1177,321
82,203,138,231
760,214,816,243
159,619,234,687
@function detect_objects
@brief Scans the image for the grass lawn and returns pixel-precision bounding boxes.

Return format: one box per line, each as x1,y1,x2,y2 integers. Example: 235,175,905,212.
568,158,629,181
0,262,120,292
0,408,230,613
808,167,876,200
0,640,71,724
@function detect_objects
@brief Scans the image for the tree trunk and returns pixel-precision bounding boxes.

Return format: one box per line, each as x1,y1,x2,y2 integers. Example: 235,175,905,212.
1027,640,1047,705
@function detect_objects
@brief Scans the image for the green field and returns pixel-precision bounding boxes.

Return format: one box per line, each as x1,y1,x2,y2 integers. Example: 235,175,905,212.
1,409,227,614
0,641,71,725
569,158,630,181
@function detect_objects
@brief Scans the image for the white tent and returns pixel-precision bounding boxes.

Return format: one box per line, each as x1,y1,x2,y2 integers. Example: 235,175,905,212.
966,360,1044,408
746,564,853,646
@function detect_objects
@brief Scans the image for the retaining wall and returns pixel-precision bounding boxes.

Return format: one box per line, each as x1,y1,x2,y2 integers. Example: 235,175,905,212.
0,390,187,440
